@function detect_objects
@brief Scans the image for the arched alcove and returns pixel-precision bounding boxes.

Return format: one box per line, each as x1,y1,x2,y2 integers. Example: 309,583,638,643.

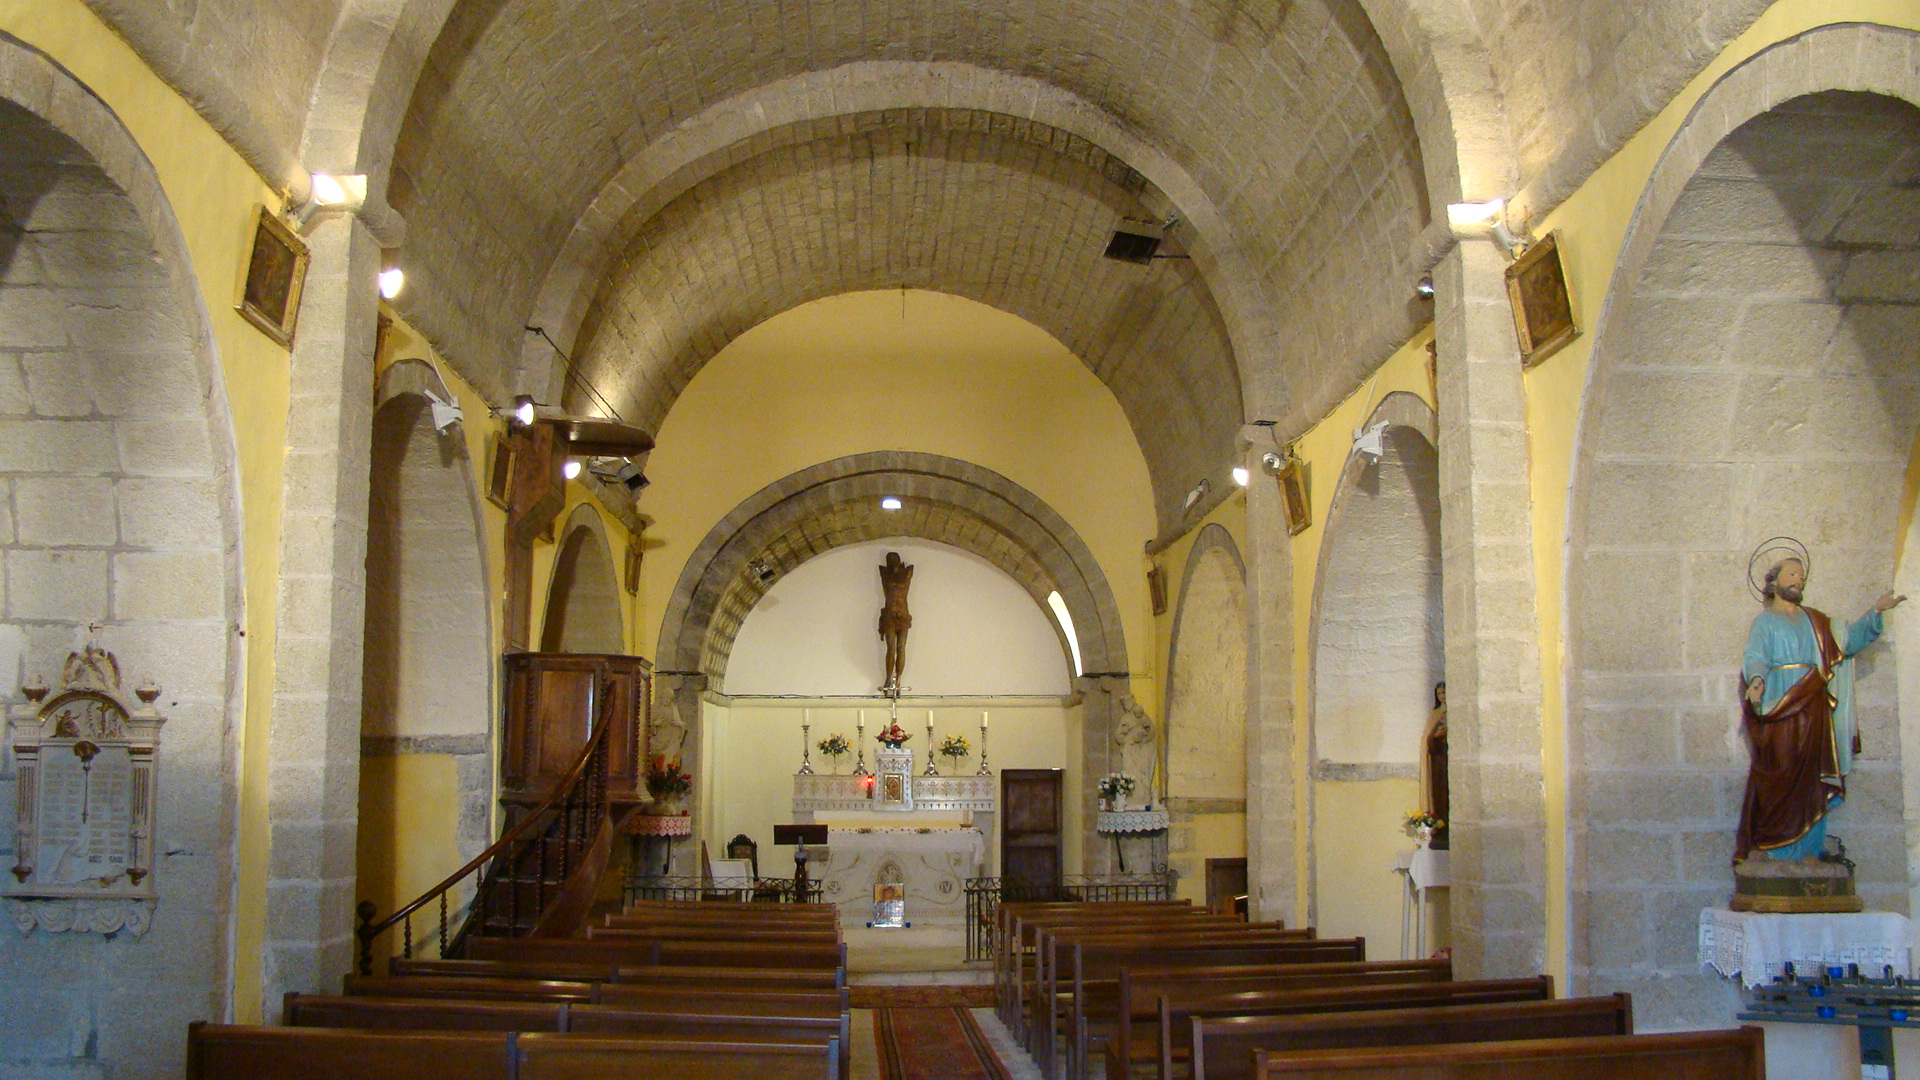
541,504,626,654
1162,524,1250,902
1307,391,1442,943
358,360,495,924
1568,74,1920,1026
0,45,242,1078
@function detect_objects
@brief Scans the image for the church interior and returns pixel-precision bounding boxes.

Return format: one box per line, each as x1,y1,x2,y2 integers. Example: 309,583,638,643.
1,1,1919,1077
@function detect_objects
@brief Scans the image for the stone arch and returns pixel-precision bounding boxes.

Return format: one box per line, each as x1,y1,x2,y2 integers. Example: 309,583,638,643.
359,357,495,914
0,33,243,1076
1566,24,1920,1028
541,503,625,654
657,454,1125,688
1161,524,1250,892
1304,391,1442,938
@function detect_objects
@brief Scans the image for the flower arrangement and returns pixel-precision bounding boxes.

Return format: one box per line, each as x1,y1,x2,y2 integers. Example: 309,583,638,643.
1404,810,1444,845
875,722,911,748
817,733,851,770
646,755,693,800
938,733,971,763
1096,772,1136,802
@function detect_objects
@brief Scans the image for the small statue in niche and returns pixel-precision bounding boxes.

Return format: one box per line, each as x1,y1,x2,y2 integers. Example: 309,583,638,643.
1112,696,1157,804
1731,540,1904,911
1421,682,1448,850
878,551,914,695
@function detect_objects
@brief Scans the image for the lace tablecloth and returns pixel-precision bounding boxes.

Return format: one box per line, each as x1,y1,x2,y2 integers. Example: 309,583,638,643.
1699,907,1912,987
1096,810,1170,834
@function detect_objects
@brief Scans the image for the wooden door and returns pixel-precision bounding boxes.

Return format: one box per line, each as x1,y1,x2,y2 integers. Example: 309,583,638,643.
1205,857,1248,916
1000,768,1063,897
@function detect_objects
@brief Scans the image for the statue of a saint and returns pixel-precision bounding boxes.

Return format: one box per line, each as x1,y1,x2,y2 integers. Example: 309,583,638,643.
1421,682,1448,850
1736,551,1903,863
878,551,914,693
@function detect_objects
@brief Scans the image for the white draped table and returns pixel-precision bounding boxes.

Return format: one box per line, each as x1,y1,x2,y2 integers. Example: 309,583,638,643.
815,826,985,926
1699,907,1913,987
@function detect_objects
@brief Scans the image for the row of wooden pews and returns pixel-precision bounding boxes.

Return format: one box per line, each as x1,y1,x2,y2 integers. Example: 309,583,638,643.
187,899,851,1080
991,899,1764,1080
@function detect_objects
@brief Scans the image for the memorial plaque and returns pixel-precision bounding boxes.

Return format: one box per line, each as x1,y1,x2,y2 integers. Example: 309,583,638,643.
6,647,165,935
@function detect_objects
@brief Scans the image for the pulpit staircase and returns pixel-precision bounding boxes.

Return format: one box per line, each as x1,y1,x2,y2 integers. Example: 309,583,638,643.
354,680,617,974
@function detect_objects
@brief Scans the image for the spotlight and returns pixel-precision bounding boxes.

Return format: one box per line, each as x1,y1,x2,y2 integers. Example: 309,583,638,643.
1260,451,1285,477
512,395,536,427
1446,197,1523,256
290,172,366,231
614,459,648,491
378,267,405,300
880,497,902,511
1231,466,1250,488
562,459,582,480
1183,477,1211,511
1414,274,1434,299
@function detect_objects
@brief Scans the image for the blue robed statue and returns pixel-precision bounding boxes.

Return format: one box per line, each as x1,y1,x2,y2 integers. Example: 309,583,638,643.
1736,550,1904,863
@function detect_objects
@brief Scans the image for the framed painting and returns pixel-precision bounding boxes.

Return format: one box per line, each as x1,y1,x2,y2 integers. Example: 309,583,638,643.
1147,565,1168,616
624,541,643,596
236,206,309,347
1278,453,1310,536
485,433,516,509
1505,230,1578,368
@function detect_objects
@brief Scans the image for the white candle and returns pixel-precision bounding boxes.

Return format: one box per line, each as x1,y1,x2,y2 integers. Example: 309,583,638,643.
981,709,989,730
803,707,811,725
857,708,865,727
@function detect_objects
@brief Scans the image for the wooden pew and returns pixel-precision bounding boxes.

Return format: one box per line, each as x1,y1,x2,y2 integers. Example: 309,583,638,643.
999,907,1229,1034
1189,995,1632,1080
1103,959,1451,1080
1159,977,1558,1080
1249,1028,1763,1080
514,1032,834,1080
586,925,842,944
191,1024,839,1080
345,975,599,1003
1049,935,1363,1080
388,955,843,991
284,994,851,1080
466,935,846,973
620,900,833,915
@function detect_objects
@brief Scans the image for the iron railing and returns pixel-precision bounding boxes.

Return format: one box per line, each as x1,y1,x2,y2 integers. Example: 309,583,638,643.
623,875,826,905
355,680,615,975
962,872,1176,961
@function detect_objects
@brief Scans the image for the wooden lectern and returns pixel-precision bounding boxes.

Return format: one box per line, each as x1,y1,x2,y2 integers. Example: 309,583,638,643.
774,823,829,901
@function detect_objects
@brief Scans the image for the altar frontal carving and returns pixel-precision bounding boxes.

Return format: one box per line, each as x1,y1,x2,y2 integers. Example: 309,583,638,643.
6,646,166,935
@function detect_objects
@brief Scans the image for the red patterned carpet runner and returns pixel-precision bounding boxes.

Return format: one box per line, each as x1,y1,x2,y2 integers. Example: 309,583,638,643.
875,1007,1014,1080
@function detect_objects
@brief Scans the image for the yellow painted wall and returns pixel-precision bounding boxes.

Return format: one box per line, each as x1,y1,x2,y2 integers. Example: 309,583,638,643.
354,753,460,962
1514,0,1920,982
1,0,297,1022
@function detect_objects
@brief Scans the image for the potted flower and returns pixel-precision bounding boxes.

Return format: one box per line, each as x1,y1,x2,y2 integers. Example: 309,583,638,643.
875,722,911,749
1096,772,1136,812
817,733,851,774
1404,810,1444,848
938,732,971,769
645,755,692,815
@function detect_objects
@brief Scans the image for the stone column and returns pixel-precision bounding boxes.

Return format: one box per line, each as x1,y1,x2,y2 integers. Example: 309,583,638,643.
1430,238,1547,978
1243,460,1298,926
262,214,382,1001
1077,675,1126,875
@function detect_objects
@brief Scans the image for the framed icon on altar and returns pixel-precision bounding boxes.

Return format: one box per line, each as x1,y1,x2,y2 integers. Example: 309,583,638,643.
871,882,906,928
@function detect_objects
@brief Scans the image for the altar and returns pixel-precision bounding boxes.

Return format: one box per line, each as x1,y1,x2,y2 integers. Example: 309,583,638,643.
791,748,995,927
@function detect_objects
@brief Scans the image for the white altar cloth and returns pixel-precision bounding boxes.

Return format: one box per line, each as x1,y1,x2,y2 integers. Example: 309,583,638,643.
1699,907,1913,987
816,825,985,926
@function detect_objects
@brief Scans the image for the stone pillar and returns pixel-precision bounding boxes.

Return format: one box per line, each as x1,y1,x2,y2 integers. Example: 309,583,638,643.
1077,675,1126,875
262,215,382,1001
1430,239,1547,977
1243,462,1298,926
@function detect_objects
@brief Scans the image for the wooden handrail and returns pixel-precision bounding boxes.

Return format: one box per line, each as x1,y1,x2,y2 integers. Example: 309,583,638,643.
356,678,618,974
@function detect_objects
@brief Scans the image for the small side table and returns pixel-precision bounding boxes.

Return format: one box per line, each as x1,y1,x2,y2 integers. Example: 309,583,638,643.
1096,809,1170,873
1392,846,1449,959
628,812,692,876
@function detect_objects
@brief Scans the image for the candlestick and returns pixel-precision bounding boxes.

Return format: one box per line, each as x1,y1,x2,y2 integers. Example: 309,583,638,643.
977,715,991,775
797,714,813,775
854,708,870,777
924,708,939,775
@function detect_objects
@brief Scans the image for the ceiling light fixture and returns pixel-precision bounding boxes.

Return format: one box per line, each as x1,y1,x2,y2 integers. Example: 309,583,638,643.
880,497,903,511
1231,466,1250,488
377,267,405,299
1446,197,1524,257
290,172,367,231
512,395,536,427
562,459,582,481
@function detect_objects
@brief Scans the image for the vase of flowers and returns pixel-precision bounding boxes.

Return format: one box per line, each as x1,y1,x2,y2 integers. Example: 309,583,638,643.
875,722,911,749
938,733,971,769
1097,772,1136,813
645,755,692,815
817,733,851,774
1404,810,1444,848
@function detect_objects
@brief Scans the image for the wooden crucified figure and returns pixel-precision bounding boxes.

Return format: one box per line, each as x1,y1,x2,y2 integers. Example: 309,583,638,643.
878,551,914,695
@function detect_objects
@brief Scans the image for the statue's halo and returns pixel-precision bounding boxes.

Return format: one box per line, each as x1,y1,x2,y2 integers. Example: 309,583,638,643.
1747,536,1811,603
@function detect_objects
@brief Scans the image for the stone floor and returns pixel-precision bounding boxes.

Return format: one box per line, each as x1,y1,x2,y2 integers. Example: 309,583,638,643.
845,925,990,984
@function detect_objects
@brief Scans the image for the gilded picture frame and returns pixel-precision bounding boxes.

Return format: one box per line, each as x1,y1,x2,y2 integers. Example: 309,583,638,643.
1278,454,1310,536
236,206,309,347
485,433,516,509
1505,230,1578,368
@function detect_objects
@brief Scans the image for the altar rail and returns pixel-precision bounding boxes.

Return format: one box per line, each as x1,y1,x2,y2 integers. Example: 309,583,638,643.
962,873,1176,961
624,875,826,905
